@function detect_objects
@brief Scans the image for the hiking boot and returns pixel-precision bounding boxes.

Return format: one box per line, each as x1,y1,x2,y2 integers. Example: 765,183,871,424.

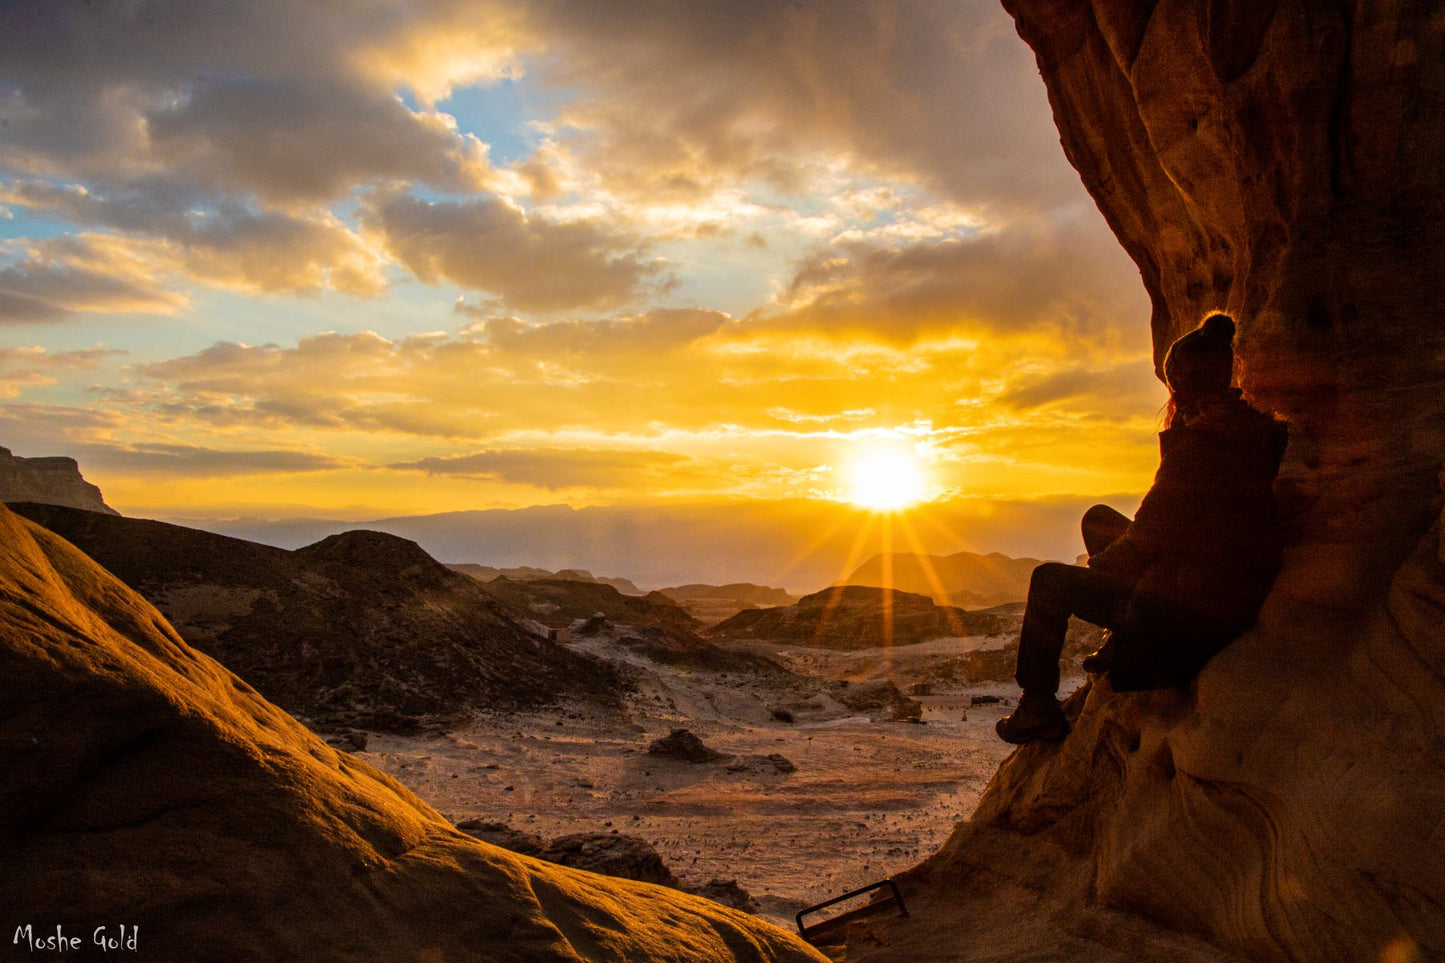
995,693,1068,744
1082,632,1114,674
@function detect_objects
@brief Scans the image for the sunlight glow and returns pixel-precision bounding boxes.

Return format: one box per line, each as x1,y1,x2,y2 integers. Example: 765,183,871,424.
843,442,932,511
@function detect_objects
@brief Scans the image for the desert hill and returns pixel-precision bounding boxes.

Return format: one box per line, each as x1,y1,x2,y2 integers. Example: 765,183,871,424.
477,575,781,675
654,583,798,625
0,503,823,962
843,550,1042,608
836,3,1445,960
711,585,1015,649
451,562,643,596
10,503,627,733
0,445,117,514
477,575,699,631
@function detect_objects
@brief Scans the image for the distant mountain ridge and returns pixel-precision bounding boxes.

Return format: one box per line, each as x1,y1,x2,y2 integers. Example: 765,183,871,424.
9,503,627,732
0,446,117,515
176,497,1108,593
843,550,1043,608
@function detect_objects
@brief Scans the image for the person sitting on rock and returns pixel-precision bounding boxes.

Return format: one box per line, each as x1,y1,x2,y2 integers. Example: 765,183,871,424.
996,312,1288,744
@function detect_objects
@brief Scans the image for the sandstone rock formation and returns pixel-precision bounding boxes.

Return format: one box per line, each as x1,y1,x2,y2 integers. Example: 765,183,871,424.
0,446,116,514
712,585,1012,648
842,3,1445,961
0,504,824,963
10,504,628,733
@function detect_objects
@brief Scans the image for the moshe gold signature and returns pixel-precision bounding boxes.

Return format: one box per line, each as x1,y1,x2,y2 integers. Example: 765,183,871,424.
12,925,139,953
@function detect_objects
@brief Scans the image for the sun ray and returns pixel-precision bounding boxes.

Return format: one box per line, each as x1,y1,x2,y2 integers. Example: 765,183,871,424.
811,512,878,648
894,511,968,637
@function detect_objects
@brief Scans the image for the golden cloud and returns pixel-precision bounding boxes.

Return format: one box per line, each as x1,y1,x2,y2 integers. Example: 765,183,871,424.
361,191,666,311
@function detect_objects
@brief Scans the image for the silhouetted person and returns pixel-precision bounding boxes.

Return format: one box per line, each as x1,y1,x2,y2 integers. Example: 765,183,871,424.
997,313,1287,744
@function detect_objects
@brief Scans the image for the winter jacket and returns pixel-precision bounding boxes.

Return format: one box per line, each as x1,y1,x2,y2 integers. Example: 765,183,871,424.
1092,389,1287,636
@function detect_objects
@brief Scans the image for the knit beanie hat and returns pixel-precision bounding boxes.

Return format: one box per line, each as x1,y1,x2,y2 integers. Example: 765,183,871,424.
1164,312,1235,394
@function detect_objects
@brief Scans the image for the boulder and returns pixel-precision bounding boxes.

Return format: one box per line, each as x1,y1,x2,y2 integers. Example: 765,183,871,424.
647,728,729,763
540,833,680,889
693,880,760,914
455,820,547,858
0,505,824,963
828,679,922,721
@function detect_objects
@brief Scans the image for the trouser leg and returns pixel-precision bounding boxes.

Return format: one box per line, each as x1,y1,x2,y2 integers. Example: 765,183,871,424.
1016,562,1132,697
1082,504,1132,560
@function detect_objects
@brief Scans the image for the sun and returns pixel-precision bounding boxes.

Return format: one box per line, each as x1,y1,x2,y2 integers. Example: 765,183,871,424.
843,443,931,511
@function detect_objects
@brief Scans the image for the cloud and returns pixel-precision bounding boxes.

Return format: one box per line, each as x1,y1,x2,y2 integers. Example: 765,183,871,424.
998,362,1166,413
0,0,519,200
757,214,1148,344
0,344,125,396
362,191,665,311
2,181,389,297
393,447,688,490
146,78,494,204
75,442,353,478
0,234,190,321
460,308,729,358
520,0,1073,212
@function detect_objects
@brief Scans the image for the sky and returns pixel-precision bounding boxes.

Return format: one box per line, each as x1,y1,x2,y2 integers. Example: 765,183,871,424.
0,0,1165,557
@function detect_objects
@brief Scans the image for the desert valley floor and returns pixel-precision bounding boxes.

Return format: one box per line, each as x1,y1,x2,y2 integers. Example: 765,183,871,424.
356,629,1085,928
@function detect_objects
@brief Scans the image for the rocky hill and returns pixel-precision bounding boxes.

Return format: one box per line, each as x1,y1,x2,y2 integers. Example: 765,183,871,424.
10,503,627,733
0,445,117,514
843,551,1041,608
711,585,1015,649
840,4,1445,960
654,583,798,624
451,563,643,596
477,575,699,632
477,575,782,674
0,503,822,963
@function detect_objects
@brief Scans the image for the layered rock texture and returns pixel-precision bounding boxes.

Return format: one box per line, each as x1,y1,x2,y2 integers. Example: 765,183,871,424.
0,504,824,962
0,446,116,514
844,3,1445,961
10,504,627,733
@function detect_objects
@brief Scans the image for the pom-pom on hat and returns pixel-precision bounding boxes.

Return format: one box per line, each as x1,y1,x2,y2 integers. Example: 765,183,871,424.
1164,312,1235,394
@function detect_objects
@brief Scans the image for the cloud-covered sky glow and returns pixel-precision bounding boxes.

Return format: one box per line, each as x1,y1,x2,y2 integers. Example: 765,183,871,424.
0,0,1163,540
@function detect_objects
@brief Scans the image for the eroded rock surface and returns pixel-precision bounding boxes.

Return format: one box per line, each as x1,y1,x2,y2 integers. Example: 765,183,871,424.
10,504,628,733
0,446,116,514
845,4,1445,961
0,504,825,963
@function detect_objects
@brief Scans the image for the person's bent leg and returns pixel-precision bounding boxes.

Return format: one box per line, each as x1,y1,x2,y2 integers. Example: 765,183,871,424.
1082,504,1132,560
1001,562,1129,744
1016,562,1129,697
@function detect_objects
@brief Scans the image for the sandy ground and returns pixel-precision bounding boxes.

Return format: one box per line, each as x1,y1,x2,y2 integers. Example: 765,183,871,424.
356,629,1086,930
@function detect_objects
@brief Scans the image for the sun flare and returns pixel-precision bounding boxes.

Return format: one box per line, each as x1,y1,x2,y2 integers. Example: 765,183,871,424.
843,443,931,511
